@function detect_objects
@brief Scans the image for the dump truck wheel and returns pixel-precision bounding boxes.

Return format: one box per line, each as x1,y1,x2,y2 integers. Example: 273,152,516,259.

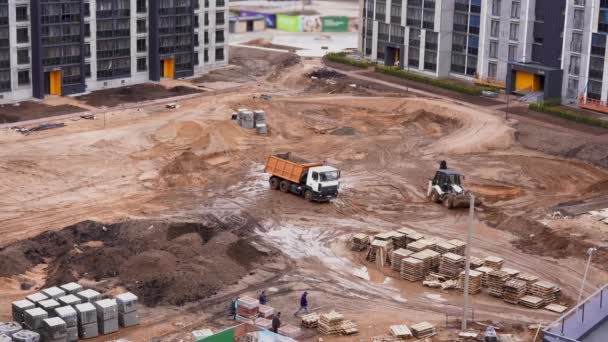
280,180,290,193
304,190,313,201
443,196,454,209
269,177,280,190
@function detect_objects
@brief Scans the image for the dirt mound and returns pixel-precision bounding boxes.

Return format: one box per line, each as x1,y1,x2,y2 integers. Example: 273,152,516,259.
307,68,345,80
161,151,208,175
583,179,608,195
0,216,277,306
330,127,357,136
401,109,461,136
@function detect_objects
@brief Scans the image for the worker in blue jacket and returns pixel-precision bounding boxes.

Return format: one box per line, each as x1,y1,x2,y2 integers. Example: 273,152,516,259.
294,291,309,316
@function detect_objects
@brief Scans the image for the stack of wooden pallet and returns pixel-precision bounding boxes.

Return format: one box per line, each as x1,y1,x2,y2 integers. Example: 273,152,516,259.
236,297,259,319
474,266,494,287
448,239,466,255
390,231,407,249
389,325,412,339
300,312,319,328
484,256,505,270
438,253,464,279
391,248,413,272
519,295,545,309
318,311,344,335
458,270,483,294
411,322,436,338
470,256,485,269
433,241,457,255
368,239,393,264
487,270,510,298
516,273,539,287
351,233,370,251
503,279,528,304
528,281,559,305
374,232,394,241
339,320,358,335
410,251,433,274
400,257,426,282
502,267,520,278
406,240,427,253
400,229,423,245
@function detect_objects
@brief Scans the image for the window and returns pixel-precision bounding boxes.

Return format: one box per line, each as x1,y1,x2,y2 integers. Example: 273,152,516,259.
137,0,146,13
85,24,90,37
492,0,501,16
84,2,90,17
17,28,28,44
567,77,579,98
508,44,517,61
18,70,29,86
17,49,29,64
571,32,583,53
511,1,520,18
488,62,497,78
204,31,209,44
569,55,580,75
85,64,91,78
216,11,225,25
509,23,519,41
137,19,146,33
137,38,146,52
194,15,199,28
216,30,224,43
215,48,224,61
16,6,28,22
137,57,146,72
490,20,499,38
85,44,90,58
194,34,199,47
204,49,208,62
573,9,584,30
489,40,498,58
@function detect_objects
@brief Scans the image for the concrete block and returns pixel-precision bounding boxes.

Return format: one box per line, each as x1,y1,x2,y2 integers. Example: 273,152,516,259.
42,317,67,340
66,326,78,342
57,295,81,307
115,292,138,313
118,311,139,328
76,290,101,304
0,334,11,342
93,299,117,321
42,287,66,300
38,300,60,314
0,322,22,336
12,300,35,323
54,307,77,327
12,329,40,342
24,308,48,330
59,283,82,295
77,322,98,339
25,293,48,305
74,303,97,326
97,317,118,335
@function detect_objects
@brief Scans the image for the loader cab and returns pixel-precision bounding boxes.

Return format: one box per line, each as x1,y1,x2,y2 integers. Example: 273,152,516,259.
432,169,462,193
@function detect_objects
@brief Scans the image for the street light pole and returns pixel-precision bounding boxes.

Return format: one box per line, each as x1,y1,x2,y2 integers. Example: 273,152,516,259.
577,247,597,305
461,193,475,332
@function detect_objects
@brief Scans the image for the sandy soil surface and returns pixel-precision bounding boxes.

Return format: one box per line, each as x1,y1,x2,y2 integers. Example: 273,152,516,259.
1,46,608,341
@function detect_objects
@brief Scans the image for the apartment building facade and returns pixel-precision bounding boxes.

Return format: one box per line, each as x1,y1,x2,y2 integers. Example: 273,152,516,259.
361,0,608,107
0,0,227,103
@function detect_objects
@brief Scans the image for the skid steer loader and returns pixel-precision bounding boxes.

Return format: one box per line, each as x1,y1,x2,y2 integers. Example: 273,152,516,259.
427,161,479,209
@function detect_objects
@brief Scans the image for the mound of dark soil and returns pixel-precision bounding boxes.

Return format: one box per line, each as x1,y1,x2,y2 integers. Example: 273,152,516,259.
0,215,277,306
307,68,344,80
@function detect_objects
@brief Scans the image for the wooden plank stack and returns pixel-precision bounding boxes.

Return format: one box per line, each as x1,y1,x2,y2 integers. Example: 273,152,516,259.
300,312,319,328
389,325,412,339
484,256,505,270
502,267,520,278
318,311,344,335
520,295,545,309
411,322,436,338
368,239,393,264
374,232,394,241
391,248,413,272
398,228,423,245
339,320,358,335
516,273,539,287
433,241,457,255
438,252,464,279
474,266,494,287
406,240,428,253
470,256,485,269
503,279,528,304
448,239,466,255
390,231,407,249
410,251,433,274
458,270,482,294
400,257,426,282
528,281,559,305
487,270,510,298
351,233,369,251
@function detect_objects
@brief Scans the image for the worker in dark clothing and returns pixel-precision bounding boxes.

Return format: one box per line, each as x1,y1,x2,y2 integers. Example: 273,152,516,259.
294,291,309,316
259,290,267,305
229,296,238,320
271,312,281,333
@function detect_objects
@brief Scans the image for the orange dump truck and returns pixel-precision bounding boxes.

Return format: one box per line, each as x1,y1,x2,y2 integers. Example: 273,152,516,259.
265,153,340,202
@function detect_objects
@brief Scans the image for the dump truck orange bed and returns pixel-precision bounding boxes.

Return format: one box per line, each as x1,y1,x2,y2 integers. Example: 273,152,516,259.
265,153,322,184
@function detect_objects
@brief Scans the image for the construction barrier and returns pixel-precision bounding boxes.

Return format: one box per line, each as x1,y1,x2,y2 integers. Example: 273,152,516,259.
276,14,301,32
321,16,349,32
238,10,276,28
239,11,354,32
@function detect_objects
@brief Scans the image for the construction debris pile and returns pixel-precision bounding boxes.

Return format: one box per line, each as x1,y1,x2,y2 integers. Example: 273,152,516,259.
9,283,138,341
232,108,267,134
357,228,564,312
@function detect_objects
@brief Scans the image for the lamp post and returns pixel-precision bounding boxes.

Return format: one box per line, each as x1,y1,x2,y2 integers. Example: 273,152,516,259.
461,193,475,331
577,247,597,305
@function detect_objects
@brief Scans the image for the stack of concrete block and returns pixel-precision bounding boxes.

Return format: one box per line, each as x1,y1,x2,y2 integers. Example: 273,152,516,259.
75,303,98,339
253,110,267,134
278,324,302,339
390,248,413,272
12,300,35,324
254,317,272,330
236,297,260,319
25,293,48,306
237,109,255,129
41,317,67,342
54,306,78,342
0,334,11,342
11,329,40,342
116,292,139,328
58,295,81,307
257,304,274,319
38,299,61,315
94,299,119,335
76,290,101,304
447,239,466,255
0,322,22,337
42,287,66,300
24,308,48,331
60,283,83,295
389,231,407,249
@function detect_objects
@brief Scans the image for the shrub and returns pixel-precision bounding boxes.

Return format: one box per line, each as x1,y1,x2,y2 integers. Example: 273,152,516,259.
374,65,486,95
529,101,608,129
326,53,370,69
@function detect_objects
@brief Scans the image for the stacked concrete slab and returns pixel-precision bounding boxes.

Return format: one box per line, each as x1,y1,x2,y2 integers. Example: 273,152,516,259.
24,308,48,331
25,294,48,307
116,292,139,328
0,322,22,337
38,299,61,315
94,299,119,335
0,334,11,342
60,283,83,295
42,287,66,300
58,295,81,308
54,306,78,342
12,300,35,324
12,329,41,342
76,290,101,304
42,317,67,342
75,303,98,339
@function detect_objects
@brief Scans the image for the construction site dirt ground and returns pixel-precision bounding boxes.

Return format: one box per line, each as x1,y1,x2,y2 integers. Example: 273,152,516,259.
1,46,608,341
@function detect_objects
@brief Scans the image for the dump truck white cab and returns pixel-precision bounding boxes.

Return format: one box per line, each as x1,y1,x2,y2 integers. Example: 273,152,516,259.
306,165,340,200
